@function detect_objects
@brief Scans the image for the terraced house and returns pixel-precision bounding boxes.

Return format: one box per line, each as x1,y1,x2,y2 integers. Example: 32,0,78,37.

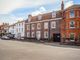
26,11,62,42
8,20,26,39
25,1,64,42
25,1,80,45
3,1,80,45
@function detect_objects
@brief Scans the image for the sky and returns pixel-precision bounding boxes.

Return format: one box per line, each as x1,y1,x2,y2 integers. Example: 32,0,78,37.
0,0,80,24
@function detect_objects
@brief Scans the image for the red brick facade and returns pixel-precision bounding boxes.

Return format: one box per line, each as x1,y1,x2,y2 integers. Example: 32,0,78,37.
61,5,80,44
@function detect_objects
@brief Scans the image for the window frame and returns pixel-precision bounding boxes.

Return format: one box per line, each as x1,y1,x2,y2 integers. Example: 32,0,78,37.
52,11,56,18
70,33,75,41
51,21,56,29
44,22,48,29
70,10,75,18
44,31,48,38
37,23,41,29
70,20,75,28
27,32,30,37
27,25,30,30
31,24,35,30
31,32,35,38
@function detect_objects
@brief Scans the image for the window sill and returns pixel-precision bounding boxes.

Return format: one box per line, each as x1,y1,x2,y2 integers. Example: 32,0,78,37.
70,27,75,29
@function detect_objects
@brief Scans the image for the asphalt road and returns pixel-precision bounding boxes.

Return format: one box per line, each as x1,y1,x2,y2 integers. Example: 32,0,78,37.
0,39,80,60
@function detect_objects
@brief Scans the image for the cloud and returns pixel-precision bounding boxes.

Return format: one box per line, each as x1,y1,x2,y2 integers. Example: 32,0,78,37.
65,0,74,8
0,14,25,24
0,0,57,14
0,0,23,14
31,6,47,16
0,0,75,24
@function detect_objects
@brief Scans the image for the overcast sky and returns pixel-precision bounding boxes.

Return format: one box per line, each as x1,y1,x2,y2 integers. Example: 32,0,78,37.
0,0,80,24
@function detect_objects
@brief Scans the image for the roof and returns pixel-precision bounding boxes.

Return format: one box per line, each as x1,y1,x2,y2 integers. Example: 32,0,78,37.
65,5,80,11
28,11,62,22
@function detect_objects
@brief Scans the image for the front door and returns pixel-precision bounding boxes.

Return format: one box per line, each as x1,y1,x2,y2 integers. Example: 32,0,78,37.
36,31,41,40
53,33,61,42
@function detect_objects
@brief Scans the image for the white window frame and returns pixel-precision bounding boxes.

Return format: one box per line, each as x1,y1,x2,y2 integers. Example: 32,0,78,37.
27,25,30,30
51,21,56,28
70,20,75,28
52,11,56,18
22,28,23,32
31,24,35,30
27,32,30,37
31,32,35,38
44,22,48,29
44,31,48,38
70,10,74,18
37,23,41,29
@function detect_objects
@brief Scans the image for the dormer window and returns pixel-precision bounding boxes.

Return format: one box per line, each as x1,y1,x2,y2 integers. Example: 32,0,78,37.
70,10,74,18
52,11,56,18
38,15,42,20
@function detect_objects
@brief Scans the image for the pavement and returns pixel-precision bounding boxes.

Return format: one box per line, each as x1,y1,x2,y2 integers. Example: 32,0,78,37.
0,39,80,60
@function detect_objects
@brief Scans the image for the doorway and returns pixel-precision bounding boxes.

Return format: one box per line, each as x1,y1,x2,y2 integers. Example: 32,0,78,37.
53,33,61,42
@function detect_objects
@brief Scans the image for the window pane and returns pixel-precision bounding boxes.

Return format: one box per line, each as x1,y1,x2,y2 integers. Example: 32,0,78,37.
37,23,41,29
70,33,75,40
27,32,30,37
70,10,74,18
44,22,48,29
51,21,56,28
70,20,75,28
52,11,56,18
31,32,35,37
44,31,48,38
31,24,35,30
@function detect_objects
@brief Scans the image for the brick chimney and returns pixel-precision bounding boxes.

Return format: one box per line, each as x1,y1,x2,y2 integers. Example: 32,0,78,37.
28,14,32,22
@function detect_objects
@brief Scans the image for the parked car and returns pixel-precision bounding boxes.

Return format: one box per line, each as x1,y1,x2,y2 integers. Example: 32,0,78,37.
1,35,10,40
7,33,15,39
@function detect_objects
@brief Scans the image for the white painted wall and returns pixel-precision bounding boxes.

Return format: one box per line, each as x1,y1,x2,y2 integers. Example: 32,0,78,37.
9,26,15,34
8,21,25,39
15,21,25,39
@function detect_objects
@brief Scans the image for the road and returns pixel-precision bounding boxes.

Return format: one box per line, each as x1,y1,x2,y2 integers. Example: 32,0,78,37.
0,39,80,60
